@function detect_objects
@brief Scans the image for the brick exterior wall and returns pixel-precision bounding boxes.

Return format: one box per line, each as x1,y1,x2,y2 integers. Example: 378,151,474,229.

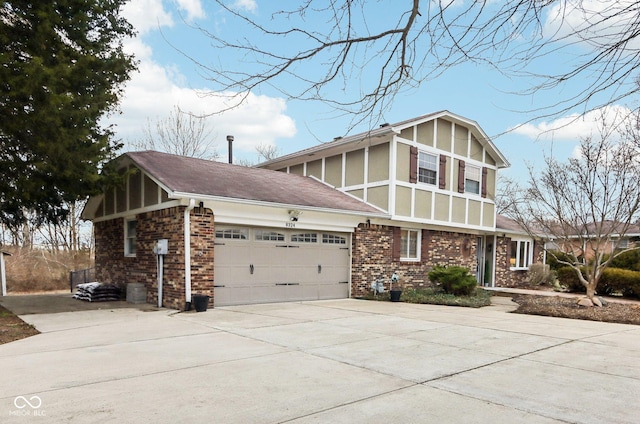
351,223,478,297
95,206,215,310
494,236,544,288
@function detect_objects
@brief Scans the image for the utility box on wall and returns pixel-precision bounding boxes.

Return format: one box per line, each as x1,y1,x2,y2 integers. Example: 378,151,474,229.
154,239,168,255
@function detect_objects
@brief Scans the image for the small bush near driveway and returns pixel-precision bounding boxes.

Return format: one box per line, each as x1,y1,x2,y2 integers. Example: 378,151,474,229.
428,266,478,296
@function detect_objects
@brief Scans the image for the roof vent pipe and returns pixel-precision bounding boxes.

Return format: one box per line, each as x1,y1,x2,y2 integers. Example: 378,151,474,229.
227,135,234,164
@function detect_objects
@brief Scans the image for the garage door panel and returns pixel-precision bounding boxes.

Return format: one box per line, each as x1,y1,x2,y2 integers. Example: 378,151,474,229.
318,282,349,299
214,227,350,306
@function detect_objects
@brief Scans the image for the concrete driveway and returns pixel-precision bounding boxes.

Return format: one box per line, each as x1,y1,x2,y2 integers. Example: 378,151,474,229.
0,299,639,423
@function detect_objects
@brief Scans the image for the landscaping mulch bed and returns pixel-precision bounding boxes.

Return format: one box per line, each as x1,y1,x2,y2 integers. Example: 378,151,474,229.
512,295,640,325
0,305,39,345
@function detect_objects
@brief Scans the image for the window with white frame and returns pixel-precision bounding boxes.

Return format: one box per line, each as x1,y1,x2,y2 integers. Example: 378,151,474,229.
465,164,481,194
510,239,532,269
215,228,248,240
255,230,285,241
291,233,318,243
125,219,137,256
418,152,437,185
322,234,347,244
401,229,420,261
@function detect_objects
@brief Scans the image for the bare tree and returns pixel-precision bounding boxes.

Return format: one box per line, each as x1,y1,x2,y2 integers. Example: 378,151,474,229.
133,105,220,160
186,1,640,129
255,143,282,162
36,200,91,252
235,143,283,167
509,112,640,302
495,175,521,215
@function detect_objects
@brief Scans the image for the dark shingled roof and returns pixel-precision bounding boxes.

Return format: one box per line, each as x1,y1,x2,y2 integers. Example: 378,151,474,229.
126,151,384,215
496,214,526,233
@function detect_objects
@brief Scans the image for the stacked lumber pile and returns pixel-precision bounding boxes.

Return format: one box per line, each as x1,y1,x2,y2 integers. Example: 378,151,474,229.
73,282,122,302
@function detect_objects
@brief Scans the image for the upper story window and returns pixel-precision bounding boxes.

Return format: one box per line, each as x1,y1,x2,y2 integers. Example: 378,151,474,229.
125,218,137,256
465,164,481,195
418,152,437,185
401,229,420,261
510,239,532,270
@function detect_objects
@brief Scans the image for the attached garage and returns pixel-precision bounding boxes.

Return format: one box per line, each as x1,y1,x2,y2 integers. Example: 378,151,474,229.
214,226,350,306
83,151,386,310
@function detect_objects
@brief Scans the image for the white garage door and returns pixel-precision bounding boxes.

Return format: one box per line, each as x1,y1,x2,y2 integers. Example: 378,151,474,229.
213,226,351,306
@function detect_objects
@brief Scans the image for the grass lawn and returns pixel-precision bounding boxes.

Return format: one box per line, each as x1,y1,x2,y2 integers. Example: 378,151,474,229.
0,304,39,345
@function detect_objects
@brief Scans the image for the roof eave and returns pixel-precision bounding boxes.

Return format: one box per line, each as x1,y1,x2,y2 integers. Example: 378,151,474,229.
170,191,390,219
257,126,399,168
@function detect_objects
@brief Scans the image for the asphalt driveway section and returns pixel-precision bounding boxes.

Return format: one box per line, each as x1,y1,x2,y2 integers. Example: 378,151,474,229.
0,300,638,423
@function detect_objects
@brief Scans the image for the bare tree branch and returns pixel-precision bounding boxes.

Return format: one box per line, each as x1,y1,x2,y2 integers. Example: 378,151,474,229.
174,1,639,130
507,110,640,300
132,105,220,160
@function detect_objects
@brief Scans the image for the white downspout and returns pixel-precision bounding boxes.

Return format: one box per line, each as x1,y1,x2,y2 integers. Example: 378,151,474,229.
1,253,7,297
184,199,196,310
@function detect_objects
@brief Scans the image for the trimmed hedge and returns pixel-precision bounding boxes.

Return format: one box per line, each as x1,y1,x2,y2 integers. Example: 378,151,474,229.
556,266,640,297
600,268,640,297
428,266,477,296
606,249,640,272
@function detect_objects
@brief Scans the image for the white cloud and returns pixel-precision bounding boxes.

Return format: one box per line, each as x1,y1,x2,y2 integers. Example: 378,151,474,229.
107,0,296,158
175,0,206,21
230,0,257,13
122,0,173,35
510,105,633,142
543,1,640,50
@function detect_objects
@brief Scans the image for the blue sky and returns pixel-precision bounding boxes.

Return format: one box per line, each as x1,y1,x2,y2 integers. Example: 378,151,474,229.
106,0,638,181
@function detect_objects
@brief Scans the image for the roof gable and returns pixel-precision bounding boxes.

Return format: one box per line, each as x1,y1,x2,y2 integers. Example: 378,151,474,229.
259,110,509,169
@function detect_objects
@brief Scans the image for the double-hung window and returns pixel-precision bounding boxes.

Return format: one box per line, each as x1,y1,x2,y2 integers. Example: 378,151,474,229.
510,239,532,270
418,152,437,185
465,164,481,194
401,229,420,261
125,218,137,256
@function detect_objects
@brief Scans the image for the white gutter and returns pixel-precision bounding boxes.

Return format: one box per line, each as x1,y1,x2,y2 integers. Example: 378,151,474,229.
184,198,196,310
170,191,389,218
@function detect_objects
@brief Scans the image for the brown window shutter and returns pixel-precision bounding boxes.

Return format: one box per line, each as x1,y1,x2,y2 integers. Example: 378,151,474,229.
458,160,466,193
409,146,418,183
392,227,401,261
421,229,430,262
481,167,488,198
438,155,447,189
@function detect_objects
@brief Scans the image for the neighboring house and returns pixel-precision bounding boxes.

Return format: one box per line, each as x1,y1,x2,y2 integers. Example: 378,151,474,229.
83,111,532,309
543,220,640,262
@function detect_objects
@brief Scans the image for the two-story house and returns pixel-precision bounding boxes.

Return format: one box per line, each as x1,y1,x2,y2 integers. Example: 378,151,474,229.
82,111,524,310
257,111,510,295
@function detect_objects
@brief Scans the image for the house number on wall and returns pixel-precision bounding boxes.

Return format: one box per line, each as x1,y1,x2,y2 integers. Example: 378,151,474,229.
286,222,296,228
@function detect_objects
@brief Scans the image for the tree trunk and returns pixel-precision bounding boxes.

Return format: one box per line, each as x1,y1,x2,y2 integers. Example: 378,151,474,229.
586,284,596,301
